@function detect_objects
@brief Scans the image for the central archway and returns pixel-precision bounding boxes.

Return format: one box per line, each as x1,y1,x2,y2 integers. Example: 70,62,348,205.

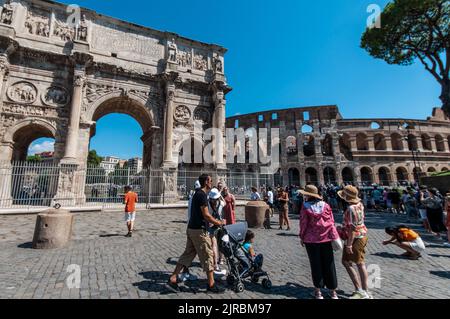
88,94,157,167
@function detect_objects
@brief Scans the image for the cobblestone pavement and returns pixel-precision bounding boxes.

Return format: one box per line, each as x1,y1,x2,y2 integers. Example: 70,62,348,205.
0,207,449,299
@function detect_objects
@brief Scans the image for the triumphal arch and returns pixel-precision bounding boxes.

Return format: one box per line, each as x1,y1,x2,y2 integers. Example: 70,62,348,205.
0,0,230,205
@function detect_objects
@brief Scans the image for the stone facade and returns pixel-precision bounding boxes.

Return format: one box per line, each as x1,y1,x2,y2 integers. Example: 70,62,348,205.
226,106,450,187
0,0,231,203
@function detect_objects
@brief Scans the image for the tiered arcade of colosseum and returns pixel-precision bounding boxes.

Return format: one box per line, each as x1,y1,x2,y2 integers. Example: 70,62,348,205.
226,105,450,187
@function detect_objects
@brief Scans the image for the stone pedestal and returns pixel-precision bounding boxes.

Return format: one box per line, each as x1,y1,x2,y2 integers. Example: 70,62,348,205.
32,208,74,249
245,201,270,229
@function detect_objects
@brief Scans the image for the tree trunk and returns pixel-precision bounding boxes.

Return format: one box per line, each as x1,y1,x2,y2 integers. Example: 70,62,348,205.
441,80,450,118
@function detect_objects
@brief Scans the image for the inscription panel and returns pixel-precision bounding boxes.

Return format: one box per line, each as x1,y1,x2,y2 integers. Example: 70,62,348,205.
91,21,164,62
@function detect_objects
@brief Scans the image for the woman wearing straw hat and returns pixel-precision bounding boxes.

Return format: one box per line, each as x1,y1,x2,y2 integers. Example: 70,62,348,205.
338,185,371,299
299,185,340,299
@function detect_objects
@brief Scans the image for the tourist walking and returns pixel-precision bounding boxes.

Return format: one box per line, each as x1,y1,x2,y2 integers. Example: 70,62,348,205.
299,185,340,299
168,174,226,294
123,186,138,237
277,188,291,231
445,192,450,247
417,186,432,233
250,187,261,201
208,188,227,275
421,188,447,240
222,186,236,225
338,185,371,299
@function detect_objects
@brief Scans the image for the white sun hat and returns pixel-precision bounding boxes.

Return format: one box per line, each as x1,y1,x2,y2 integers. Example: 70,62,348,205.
208,188,221,200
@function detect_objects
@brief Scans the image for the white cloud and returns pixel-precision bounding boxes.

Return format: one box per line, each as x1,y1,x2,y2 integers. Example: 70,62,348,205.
28,141,55,155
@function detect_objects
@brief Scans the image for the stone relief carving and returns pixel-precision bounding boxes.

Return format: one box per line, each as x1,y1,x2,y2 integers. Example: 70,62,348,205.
193,107,211,123
0,114,16,137
177,46,192,68
193,52,208,71
1,1,13,25
174,105,191,123
76,14,88,42
25,10,50,37
213,53,223,73
84,83,121,103
7,81,38,104
53,18,74,42
42,86,70,106
1,103,61,118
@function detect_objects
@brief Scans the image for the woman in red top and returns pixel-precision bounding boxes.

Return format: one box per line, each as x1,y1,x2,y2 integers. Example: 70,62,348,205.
222,187,236,225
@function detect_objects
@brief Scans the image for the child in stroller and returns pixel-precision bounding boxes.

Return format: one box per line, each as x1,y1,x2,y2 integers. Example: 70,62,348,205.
217,222,272,293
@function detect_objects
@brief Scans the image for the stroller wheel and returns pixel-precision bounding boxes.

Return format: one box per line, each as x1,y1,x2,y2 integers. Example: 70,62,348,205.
251,275,259,283
262,279,272,290
226,275,236,286
234,282,245,293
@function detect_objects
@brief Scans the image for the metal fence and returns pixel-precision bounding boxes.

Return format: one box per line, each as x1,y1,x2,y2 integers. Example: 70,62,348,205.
0,161,275,211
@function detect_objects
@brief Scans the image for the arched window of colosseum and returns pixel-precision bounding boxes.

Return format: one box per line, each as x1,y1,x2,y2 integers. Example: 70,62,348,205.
360,167,373,185
356,133,368,151
374,134,387,151
442,167,449,172
378,167,391,186
435,135,445,152
303,135,315,157
234,120,239,129
258,115,264,122
11,123,56,162
421,134,432,151
321,134,333,156
305,167,318,185
272,113,278,121
396,167,408,184
301,124,313,134
407,134,418,151
427,167,437,174
288,168,300,186
339,134,353,160
342,167,354,184
370,122,381,130
286,136,297,155
391,133,404,151
323,167,336,185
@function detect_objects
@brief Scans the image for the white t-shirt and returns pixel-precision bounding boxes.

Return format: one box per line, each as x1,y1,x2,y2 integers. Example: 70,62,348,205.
267,191,274,204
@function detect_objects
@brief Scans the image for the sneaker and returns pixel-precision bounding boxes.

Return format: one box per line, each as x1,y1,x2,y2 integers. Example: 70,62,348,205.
349,291,370,299
207,284,226,294
214,269,227,276
125,232,132,237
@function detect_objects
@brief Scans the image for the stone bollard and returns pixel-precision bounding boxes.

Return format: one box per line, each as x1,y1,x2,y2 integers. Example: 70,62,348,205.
32,208,74,249
245,201,270,229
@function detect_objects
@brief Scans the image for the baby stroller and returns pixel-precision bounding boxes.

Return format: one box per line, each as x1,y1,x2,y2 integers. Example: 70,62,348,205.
217,222,272,293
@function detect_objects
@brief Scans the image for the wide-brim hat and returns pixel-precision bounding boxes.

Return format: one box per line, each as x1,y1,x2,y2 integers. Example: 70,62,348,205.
338,185,361,204
299,185,322,200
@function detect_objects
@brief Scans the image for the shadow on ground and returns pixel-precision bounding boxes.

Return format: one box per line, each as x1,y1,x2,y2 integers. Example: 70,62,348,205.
17,242,33,249
430,271,450,279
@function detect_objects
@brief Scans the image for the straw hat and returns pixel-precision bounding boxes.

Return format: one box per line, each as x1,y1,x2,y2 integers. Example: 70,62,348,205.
299,185,323,200
338,185,361,204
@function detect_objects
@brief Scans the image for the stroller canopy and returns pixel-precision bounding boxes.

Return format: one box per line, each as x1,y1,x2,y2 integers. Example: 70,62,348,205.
224,222,248,243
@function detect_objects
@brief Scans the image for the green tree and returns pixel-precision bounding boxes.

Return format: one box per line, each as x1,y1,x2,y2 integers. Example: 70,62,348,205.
361,0,449,116
87,150,103,167
26,155,42,162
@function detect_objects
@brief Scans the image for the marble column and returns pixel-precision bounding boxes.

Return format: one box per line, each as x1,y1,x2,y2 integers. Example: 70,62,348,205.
63,69,86,162
213,88,226,169
163,84,175,167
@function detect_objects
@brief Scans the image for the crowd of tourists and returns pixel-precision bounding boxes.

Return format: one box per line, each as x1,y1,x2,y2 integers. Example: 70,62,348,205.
121,176,450,299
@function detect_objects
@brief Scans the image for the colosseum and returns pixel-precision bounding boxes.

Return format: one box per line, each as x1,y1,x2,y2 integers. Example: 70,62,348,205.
226,105,450,187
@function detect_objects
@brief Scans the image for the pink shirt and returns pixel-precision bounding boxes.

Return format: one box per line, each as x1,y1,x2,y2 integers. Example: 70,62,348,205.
300,201,339,244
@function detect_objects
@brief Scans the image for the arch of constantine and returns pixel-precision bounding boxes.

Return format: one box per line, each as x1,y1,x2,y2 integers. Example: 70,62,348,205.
0,0,230,206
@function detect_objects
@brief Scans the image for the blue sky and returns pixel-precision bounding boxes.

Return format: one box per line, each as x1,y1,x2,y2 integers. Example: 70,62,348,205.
30,0,442,158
